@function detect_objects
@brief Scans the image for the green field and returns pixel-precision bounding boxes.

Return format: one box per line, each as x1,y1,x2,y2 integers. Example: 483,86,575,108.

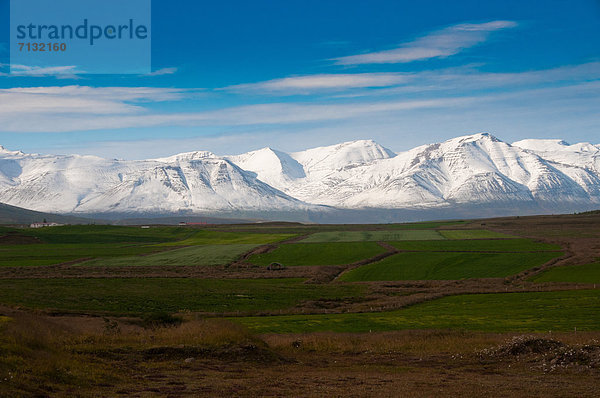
532,261,600,283
235,289,600,333
301,230,445,243
0,226,294,267
1,221,596,338
0,243,169,267
439,230,515,239
390,239,561,252
80,244,258,267
339,251,562,281
248,242,387,266
383,220,467,229
0,225,193,266
157,230,295,246
6,225,193,244
0,278,364,316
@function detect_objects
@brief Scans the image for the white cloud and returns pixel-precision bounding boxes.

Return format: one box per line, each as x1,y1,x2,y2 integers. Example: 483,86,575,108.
331,62,600,98
193,98,471,126
0,64,178,78
1,58,597,145
145,67,178,76
334,20,517,65
0,86,188,116
223,73,410,94
10,65,80,75
38,83,600,159
219,61,600,98
0,85,472,132
0,64,84,79
10,80,600,158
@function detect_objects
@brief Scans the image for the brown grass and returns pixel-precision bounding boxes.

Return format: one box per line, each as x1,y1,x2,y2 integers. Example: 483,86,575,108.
1,310,600,397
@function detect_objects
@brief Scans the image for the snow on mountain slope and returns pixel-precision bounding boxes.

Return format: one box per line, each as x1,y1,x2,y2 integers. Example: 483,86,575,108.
226,147,306,191
291,139,396,175
233,133,600,208
0,148,308,214
0,134,598,215
227,140,396,203
513,139,600,172
0,150,131,213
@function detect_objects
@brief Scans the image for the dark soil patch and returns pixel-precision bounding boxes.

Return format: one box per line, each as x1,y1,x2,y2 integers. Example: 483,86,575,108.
485,336,566,356
480,335,600,372
0,234,42,245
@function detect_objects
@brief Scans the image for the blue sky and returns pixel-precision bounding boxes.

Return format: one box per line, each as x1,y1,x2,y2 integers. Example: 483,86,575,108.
0,0,599,158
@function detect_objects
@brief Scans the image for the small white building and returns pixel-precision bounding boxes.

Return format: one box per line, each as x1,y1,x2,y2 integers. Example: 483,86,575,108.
29,222,63,228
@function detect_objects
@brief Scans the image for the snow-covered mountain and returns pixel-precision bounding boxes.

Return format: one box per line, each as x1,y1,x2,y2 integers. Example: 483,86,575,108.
227,140,395,203
231,133,600,210
0,146,309,214
0,133,599,218
513,139,600,173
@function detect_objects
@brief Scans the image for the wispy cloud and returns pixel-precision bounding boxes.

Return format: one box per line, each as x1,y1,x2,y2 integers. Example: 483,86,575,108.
0,64,83,79
1,59,598,134
42,81,600,159
223,73,409,94
331,62,600,98
6,80,599,157
194,98,471,126
145,67,178,76
0,86,188,116
11,65,81,75
334,20,517,65
220,62,600,97
0,85,472,133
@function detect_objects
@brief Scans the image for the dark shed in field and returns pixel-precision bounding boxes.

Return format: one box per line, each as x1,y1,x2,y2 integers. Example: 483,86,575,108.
267,262,284,270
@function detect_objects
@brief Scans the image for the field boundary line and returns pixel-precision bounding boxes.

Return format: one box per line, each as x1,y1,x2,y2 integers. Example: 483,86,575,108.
332,241,399,282
228,234,312,268
510,250,575,282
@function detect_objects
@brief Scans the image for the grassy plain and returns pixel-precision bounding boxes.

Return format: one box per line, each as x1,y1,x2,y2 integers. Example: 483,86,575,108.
0,243,172,267
439,229,515,239
532,261,600,283
7,225,193,244
157,229,295,245
0,278,364,316
80,244,259,267
1,214,600,396
300,230,444,242
390,238,560,252
340,251,562,281
248,242,387,266
235,289,600,333
0,225,294,267
382,220,468,229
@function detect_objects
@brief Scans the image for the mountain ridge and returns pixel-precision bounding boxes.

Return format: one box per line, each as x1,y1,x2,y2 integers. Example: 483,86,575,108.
1,133,599,220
